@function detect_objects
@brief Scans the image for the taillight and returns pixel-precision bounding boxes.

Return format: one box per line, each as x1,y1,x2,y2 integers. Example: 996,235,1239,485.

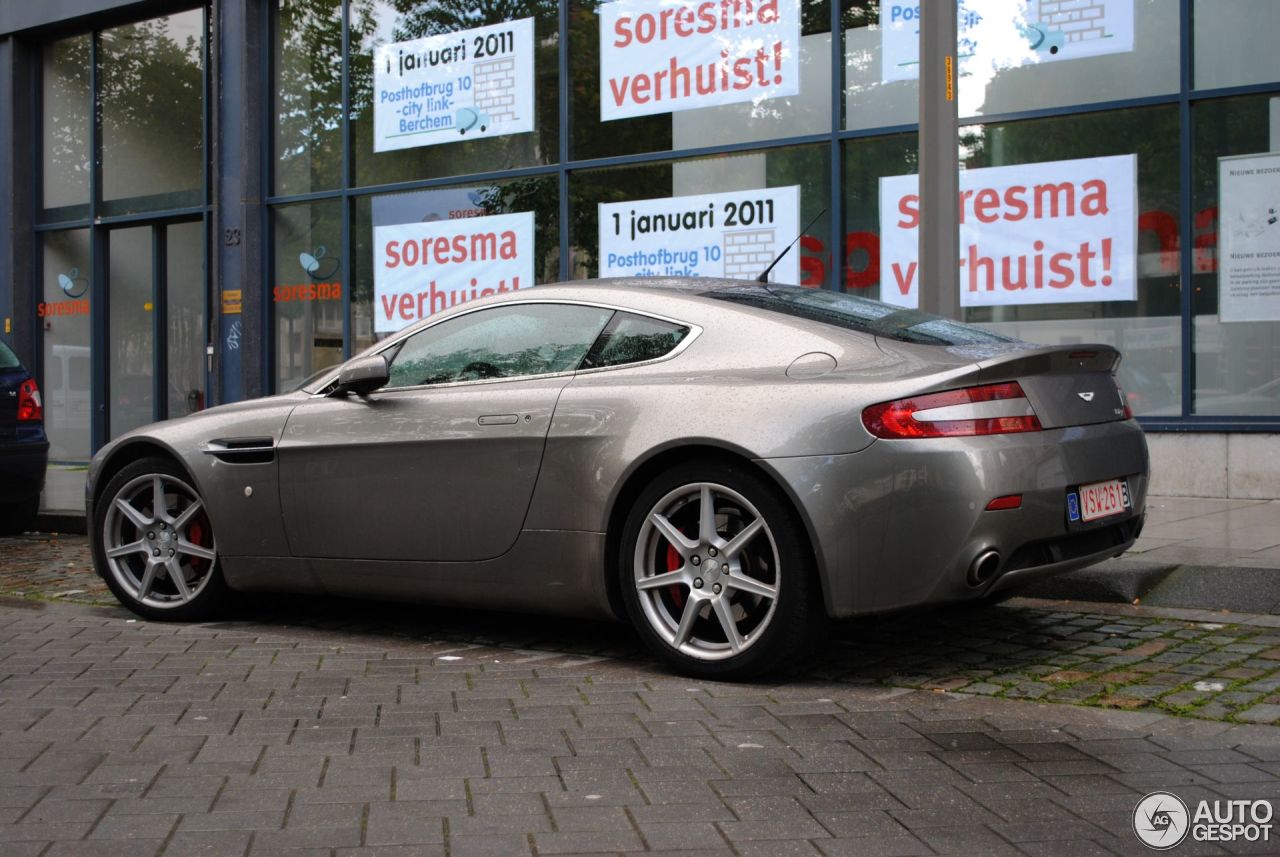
1117,383,1135,419
862,381,1042,439
17,378,43,422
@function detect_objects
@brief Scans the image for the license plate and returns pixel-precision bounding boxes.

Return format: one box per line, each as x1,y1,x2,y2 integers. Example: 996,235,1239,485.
1068,478,1131,523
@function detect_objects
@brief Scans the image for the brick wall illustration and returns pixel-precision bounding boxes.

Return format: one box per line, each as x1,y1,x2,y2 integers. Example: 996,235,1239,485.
1035,0,1111,44
722,228,777,279
473,57,518,123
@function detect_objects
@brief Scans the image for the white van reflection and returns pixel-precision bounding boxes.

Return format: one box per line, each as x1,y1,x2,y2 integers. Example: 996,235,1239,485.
47,344,91,437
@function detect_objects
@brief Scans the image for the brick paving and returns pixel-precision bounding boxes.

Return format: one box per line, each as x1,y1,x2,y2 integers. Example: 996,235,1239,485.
824,609,1280,726
6,534,1280,727
2,597,1280,857
0,534,110,606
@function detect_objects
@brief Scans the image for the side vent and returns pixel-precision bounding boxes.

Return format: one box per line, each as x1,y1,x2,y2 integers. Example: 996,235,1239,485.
201,437,275,464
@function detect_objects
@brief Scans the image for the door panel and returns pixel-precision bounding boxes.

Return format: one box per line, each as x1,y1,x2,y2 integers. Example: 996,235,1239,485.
277,377,569,562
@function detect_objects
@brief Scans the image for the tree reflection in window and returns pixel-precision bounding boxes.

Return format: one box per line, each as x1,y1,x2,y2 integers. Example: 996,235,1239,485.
386,303,614,388
581,313,690,370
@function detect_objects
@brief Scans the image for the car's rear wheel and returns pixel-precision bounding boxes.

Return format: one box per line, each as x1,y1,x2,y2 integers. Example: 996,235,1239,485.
619,462,823,679
93,457,228,621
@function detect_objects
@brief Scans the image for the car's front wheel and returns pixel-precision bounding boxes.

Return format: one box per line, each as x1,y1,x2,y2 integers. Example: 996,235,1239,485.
619,462,823,679
93,457,228,621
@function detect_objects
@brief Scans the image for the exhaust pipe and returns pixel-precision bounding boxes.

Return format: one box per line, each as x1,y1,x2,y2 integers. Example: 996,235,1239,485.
967,549,1001,587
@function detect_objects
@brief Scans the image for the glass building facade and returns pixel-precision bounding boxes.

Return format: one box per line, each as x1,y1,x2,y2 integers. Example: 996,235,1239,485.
1,0,1278,513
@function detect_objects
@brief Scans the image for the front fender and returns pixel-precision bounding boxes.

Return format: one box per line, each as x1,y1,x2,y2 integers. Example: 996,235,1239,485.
87,395,305,557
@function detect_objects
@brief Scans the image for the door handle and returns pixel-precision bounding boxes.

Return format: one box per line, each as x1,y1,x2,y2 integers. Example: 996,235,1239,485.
477,414,519,426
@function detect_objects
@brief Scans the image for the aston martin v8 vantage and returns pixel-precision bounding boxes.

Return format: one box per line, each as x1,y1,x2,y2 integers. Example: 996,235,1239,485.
87,279,1148,678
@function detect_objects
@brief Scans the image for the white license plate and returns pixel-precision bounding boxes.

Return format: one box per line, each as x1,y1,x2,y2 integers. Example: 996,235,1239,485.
1076,478,1130,522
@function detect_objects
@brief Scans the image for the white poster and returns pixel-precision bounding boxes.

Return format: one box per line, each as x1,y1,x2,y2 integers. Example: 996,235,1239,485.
599,0,800,121
374,211,534,333
1219,152,1280,323
878,154,1137,308
371,186,492,227
881,0,1134,84
373,18,534,152
599,187,801,284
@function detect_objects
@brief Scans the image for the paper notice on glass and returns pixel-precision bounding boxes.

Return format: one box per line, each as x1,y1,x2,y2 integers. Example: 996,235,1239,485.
880,0,1135,84
373,18,534,152
599,0,801,120
598,187,800,284
878,154,1137,308
373,211,534,333
1219,152,1280,323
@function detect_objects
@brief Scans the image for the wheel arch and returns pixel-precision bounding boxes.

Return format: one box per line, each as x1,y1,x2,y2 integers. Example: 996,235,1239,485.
90,439,198,521
601,442,827,621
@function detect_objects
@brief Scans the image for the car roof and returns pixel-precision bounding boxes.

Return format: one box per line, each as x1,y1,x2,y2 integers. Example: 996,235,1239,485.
497,277,785,320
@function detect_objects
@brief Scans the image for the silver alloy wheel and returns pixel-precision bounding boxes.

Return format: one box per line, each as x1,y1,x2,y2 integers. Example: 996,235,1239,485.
102,472,217,610
633,482,780,661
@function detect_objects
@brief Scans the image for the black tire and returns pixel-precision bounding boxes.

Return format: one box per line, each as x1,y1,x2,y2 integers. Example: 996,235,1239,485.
0,496,39,536
92,456,230,622
618,461,825,680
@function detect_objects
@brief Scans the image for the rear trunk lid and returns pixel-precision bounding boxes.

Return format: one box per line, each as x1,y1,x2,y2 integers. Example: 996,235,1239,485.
875,339,1129,430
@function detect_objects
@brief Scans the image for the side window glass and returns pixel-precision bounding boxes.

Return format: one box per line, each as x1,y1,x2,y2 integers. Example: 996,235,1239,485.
581,313,691,370
386,304,614,388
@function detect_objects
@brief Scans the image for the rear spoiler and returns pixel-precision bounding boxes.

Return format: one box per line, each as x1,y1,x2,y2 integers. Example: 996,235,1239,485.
961,344,1121,385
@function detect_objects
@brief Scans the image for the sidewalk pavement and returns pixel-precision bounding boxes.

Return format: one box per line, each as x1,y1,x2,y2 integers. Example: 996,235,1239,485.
1025,497,1280,613
3,498,1280,855
4,599,1280,857
3,496,1280,729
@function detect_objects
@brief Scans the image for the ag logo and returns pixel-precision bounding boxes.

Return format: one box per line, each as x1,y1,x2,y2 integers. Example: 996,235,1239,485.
1134,791,1190,849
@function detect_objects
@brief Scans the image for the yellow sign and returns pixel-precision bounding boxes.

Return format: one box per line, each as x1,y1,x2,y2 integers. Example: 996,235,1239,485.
4,317,9,334
945,55,954,101
221,289,243,315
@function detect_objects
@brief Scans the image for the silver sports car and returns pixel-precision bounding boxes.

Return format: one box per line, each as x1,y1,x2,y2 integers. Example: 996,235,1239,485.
87,279,1149,678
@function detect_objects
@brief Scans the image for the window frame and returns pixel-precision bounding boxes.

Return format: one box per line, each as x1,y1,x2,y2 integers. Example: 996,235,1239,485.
308,298,703,396
382,302,617,390
578,311,693,371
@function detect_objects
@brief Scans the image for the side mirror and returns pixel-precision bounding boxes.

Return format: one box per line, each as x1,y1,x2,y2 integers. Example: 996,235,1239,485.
332,354,389,397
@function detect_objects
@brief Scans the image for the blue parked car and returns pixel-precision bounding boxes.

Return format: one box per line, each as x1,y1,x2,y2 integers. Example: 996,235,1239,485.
0,340,48,535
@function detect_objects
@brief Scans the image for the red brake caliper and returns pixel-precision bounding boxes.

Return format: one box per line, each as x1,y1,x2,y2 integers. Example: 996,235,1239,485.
665,543,685,608
186,519,208,574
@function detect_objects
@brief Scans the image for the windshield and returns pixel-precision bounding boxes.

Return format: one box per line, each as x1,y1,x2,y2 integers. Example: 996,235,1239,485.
0,341,22,370
705,286,1019,346
296,366,339,393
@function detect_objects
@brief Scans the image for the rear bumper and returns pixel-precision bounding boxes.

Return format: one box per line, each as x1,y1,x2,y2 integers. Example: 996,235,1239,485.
985,512,1143,595
758,419,1149,618
0,439,50,503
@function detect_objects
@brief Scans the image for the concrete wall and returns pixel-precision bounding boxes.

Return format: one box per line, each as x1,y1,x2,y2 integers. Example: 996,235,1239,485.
1148,433,1280,499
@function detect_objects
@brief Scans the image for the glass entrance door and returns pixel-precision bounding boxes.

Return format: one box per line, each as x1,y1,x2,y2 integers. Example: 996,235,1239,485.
164,222,207,420
105,219,207,437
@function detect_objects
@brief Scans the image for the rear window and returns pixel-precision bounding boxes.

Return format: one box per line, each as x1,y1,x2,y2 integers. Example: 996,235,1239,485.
0,341,22,370
705,286,1018,346
581,313,690,370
